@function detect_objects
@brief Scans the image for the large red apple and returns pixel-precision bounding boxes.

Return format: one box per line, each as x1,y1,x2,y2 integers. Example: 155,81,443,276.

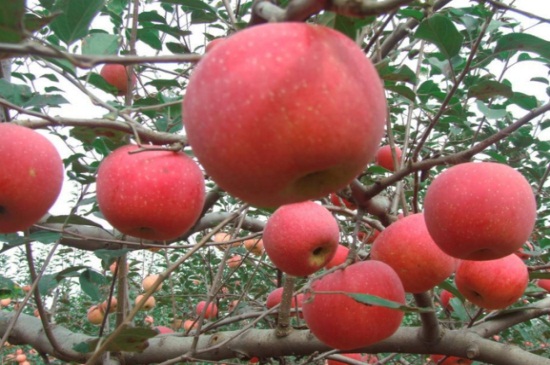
454,254,528,310
370,213,456,293
429,354,473,365
96,145,205,241
375,145,402,171
537,279,550,292
263,201,339,277
424,162,536,261
100,64,136,95
183,22,387,207
0,124,64,233
302,260,405,350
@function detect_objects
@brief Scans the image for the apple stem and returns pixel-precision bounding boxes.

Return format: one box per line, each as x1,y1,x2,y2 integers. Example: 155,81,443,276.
275,276,296,337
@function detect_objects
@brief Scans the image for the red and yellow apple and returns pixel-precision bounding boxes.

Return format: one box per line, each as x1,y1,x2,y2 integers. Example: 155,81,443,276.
183,22,387,207
0,298,11,307
302,260,405,350
0,124,64,233
370,213,456,293
244,238,264,256
424,162,537,260
99,64,136,95
263,201,339,276
96,145,205,241
135,294,156,310
375,145,402,171
196,300,218,319
100,297,118,313
226,255,243,269
86,305,105,325
454,254,528,309
142,274,162,292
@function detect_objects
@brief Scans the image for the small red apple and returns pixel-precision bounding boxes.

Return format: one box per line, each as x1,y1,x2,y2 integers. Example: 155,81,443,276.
196,300,218,319
144,315,154,325
135,294,156,310
183,22,387,207
327,353,362,365
302,260,405,350
370,213,457,293
455,254,528,309
375,145,402,171
263,201,339,277
99,64,136,95
424,162,537,261
100,297,118,313
536,278,550,292
96,145,206,241
183,319,198,331
226,255,243,269
325,244,350,269
440,290,454,311
142,274,162,292
87,305,105,325
0,124,64,233
154,325,174,334
0,298,11,307
429,354,473,365
329,193,357,210
265,287,304,317
15,354,27,363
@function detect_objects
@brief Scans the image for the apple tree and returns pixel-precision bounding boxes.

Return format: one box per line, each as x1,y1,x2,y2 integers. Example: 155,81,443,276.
0,0,549,364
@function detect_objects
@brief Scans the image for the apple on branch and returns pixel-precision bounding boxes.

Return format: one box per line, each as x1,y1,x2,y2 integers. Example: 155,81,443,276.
96,145,206,241
183,22,387,207
99,64,136,95
0,124,64,233
263,201,339,277
375,145,402,171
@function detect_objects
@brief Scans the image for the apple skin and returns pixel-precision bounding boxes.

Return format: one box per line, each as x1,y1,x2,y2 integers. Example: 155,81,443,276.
263,201,340,277
325,244,350,270
454,254,528,310
424,162,537,261
96,145,205,241
370,213,457,293
0,124,64,233
429,354,473,365
536,279,550,292
183,22,387,208
375,145,402,171
302,260,405,350
196,301,218,319
100,64,136,95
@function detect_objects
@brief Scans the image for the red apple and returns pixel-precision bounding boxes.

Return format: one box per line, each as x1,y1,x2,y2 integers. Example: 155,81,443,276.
325,244,350,269
265,287,304,317
424,162,537,261
226,255,243,269
135,294,156,310
375,145,402,171
455,254,528,309
100,297,118,313
183,319,198,331
515,241,534,260
302,260,405,350
99,64,136,95
142,274,162,292
357,229,380,244
429,354,473,365
154,325,174,334
440,290,454,311
370,213,457,293
196,300,218,319
96,145,205,241
536,279,550,292
86,305,105,325
0,298,11,307
205,37,225,53
329,193,357,210
0,124,63,233
263,201,339,276
327,353,362,365
183,22,387,207
244,238,264,256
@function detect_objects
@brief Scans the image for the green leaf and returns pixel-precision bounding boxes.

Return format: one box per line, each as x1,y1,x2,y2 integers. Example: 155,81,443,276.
0,79,32,106
95,249,132,264
494,33,550,60
0,275,18,298
348,293,433,313
476,100,507,119
79,269,107,301
467,80,513,101
137,28,162,50
385,84,416,102
378,65,417,84
414,14,463,59
82,33,120,55
50,0,105,46
166,42,190,54
29,231,62,244
38,274,58,296
0,0,25,43
85,327,156,353
507,92,538,111
24,94,69,108
138,11,166,24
